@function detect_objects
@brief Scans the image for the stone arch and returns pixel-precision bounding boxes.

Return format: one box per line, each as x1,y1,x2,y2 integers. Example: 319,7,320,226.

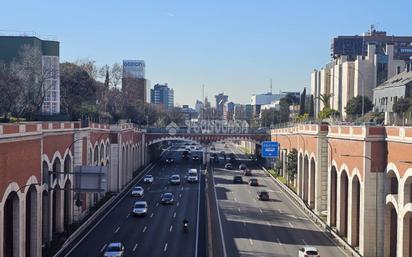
93,144,98,166
303,154,309,203
401,168,412,207
309,156,316,209
3,189,20,257
338,168,349,237
41,190,50,245
401,204,412,257
88,146,93,165
42,160,50,185
105,141,110,159
51,184,63,235
387,168,399,195
349,174,361,247
384,201,398,257
99,142,104,163
25,184,39,257
51,154,62,186
298,152,303,198
63,154,72,178
329,164,338,227
63,180,72,231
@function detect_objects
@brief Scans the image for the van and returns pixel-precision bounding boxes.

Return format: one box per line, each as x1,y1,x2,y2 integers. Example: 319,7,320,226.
187,168,198,183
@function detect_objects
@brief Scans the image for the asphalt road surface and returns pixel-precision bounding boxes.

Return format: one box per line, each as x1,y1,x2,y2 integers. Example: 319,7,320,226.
65,145,205,257
209,141,348,257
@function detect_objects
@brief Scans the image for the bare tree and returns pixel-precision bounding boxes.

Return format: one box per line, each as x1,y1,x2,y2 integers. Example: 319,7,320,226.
99,63,122,89
0,63,23,120
10,45,54,119
75,58,98,80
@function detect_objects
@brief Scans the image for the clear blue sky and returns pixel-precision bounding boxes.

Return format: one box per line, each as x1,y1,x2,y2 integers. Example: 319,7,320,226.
1,0,411,106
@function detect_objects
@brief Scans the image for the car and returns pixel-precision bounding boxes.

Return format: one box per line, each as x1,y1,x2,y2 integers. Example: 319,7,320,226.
132,201,148,216
298,246,319,257
131,186,144,197
249,178,259,186
239,163,247,170
103,242,125,257
213,155,219,163
192,155,200,161
210,146,216,150
220,151,226,155
224,163,233,170
169,174,181,185
233,175,243,184
160,192,175,204
257,191,269,201
187,168,198,183
182,150,190,160
165,157,174,164
243,169,252,176
143,174,154,183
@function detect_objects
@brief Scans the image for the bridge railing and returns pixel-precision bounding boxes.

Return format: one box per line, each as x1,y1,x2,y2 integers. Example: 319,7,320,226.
145,127,270,134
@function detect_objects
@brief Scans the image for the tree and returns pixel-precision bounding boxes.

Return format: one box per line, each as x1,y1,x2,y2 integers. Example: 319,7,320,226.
260,108,281,127
316,93,333,109
318,107,340,120
345,95,373,116
60,62,97,120
0,64,22,120
299,88,306,116
287,149,298,183
10,45,55,120
393,97,410,115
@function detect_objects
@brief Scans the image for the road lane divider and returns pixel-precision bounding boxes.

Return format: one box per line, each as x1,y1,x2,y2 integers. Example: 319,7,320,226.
133,243,138,252
99,244,107,253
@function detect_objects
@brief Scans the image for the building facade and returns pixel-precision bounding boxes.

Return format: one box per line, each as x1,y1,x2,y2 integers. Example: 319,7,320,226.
215,93,228,119
312,29,412,119
122,60,147,103
0,36,60,114
150,83,174,109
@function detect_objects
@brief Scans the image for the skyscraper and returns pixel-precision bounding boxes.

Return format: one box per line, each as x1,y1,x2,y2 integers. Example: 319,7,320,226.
122,60,147,103
150,83,174,109
215,93,228,119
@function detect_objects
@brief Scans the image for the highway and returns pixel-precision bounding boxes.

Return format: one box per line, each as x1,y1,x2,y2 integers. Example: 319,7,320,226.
209,142,348,257
65,145,205,257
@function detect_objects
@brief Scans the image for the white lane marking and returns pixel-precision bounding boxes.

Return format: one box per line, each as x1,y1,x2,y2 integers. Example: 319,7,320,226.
169,225,173,232
288,222,294,228
248,190,251,194
133,243,138,252
177,201,180,207
143,226,147,232
302,239,307,245
173,212,176,218
277,238,282,245
147,186,151,190
181,186,184,190
243,221,246,227
126,213,130,218
278,209,282,214
234,197,237,202
150,213,154,218
266,221,271,226
164,243,168,252
179,193,182,198
114,226,120,233
253,198,257,202
249,238,254,245
259,208,263,214
238,207,241,212
156,203,159,207
100,243,107,253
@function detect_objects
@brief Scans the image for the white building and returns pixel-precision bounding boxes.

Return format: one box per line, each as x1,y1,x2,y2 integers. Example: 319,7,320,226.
123,60,145,79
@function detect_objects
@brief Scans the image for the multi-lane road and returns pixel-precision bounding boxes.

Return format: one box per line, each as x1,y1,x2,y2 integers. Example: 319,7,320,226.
61,141,348,257
64,146,205,257
209,142,348,257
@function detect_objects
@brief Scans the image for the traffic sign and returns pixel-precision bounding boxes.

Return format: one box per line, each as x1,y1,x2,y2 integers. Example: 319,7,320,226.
262,141,279,158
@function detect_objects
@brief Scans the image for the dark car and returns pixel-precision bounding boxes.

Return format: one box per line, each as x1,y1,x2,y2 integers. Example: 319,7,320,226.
239,163,247,170
224,163,233,170
161,192,175,204
243,169,252,176
182,150,190,160
249,178,259,186
230,156,237,164
165,157,174,164
192,155,200,161
210,146,216,150
233,175,243,184
213,155,219,163
257,191,269,201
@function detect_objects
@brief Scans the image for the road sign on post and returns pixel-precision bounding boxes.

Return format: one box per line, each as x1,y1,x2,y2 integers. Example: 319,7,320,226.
261,141,279,158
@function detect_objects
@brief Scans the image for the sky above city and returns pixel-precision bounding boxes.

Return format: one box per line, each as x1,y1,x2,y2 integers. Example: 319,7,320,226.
1,0,411,107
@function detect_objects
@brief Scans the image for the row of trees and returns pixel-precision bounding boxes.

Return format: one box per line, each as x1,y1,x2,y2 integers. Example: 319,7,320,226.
0,45,184,125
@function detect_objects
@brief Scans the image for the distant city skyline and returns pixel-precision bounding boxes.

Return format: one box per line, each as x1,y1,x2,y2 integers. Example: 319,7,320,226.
1,0,411,105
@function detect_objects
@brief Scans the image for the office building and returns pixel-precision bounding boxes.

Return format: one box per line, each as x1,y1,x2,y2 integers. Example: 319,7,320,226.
150,83,174,109
0,35,60,114
215,93,229,118
122,60,147,103
312,28,412,119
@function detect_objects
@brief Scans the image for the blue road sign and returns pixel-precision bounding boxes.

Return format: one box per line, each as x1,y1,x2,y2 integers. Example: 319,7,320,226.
262,141,279,158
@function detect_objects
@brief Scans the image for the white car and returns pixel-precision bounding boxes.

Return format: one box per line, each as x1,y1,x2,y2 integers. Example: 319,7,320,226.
103,242,125,257
298,246,319,257
143,175,154,183
187,168,198,183
131,186,144,197
132,201,148,216
170,174,181,185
